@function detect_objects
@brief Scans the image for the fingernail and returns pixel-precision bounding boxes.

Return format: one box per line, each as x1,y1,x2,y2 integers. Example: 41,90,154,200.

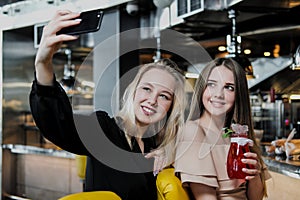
241,159,246,163
242,168,247,172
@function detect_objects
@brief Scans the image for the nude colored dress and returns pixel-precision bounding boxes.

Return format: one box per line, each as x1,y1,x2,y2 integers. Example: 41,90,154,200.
174,122,269,200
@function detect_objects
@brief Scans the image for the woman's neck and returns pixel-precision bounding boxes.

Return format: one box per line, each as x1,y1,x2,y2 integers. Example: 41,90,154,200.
201,111,226,131
135,123,148,138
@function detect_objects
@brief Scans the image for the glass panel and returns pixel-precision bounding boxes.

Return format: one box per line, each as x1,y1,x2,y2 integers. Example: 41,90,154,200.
190,0,203,11
177,0,188,16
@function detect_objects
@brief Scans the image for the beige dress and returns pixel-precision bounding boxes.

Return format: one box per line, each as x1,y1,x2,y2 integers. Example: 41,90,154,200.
174,121,267,200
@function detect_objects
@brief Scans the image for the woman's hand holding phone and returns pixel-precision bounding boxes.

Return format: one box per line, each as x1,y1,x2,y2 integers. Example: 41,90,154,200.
35,9,103,86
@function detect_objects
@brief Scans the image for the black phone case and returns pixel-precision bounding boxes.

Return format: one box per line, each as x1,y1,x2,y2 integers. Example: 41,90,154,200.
57,9,103,35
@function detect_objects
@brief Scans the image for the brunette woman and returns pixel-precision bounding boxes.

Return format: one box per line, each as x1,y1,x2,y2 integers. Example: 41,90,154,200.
175,58,270,200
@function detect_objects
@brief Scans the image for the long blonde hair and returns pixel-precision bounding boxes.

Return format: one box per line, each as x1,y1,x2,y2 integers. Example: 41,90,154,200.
116,58,186,162
188,57,268,197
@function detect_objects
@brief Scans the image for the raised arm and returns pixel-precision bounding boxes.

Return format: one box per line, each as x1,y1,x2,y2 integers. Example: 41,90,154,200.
35,10,80,85
30,10,88,155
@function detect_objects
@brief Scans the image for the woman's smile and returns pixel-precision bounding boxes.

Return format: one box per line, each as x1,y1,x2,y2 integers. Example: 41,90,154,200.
209,98,226,108
141,105,156,116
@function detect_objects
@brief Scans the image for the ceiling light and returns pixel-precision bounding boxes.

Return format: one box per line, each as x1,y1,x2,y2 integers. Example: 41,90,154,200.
244,49,251,54
273,44,280,58
290,94,300,100
218,46,226,51
273,44,280,53
264,52,271,57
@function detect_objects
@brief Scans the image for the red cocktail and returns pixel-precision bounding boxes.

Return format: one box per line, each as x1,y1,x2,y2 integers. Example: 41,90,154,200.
226,124,253,179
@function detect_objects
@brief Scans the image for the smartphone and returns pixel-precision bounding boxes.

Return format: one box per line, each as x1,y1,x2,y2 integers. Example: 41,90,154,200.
57,9,103,35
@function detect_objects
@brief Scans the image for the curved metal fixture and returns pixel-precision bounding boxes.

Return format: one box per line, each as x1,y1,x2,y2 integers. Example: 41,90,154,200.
226,9,241,56
226,9,255,79
152,0,174,61
153,0,174,9
60,48,76,95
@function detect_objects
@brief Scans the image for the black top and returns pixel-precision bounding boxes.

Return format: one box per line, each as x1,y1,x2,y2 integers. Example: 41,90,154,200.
29,78,157,200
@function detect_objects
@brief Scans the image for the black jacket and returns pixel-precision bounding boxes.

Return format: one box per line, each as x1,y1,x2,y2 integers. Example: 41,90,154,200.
29,78,157,200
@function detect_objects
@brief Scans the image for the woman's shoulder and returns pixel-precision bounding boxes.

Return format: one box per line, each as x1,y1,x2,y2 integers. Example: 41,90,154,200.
95,110,109,118
95,110,116,124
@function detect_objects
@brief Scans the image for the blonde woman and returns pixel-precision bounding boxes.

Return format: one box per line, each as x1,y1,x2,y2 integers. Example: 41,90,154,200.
30,10,186,200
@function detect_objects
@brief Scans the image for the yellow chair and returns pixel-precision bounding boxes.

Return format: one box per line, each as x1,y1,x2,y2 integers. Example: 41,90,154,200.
75,155,87,183
156,168,190,200
58,191,121,200
73,155,189,200
60,155,121,199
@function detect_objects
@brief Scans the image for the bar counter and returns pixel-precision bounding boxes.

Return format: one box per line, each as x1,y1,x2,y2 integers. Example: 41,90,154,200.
3,142,300,180
261,149,300,199
2,143,75,159
2,145,300,184
263,156,300,179
260,142,300,180
2,142,300,200
2,143,81,200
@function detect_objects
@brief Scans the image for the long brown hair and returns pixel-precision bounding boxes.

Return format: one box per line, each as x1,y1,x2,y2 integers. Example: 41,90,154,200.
188,57,268,197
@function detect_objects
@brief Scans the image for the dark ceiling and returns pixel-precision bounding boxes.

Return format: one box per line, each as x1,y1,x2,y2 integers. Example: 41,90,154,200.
0,0,23,7
4,0,300,59
140,0,300,95
165,0,300,58
2,0,300,94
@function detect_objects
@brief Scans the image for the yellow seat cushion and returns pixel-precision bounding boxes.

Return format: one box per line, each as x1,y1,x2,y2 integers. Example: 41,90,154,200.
58,191,121,200
75,155,87,181
156,168,190,200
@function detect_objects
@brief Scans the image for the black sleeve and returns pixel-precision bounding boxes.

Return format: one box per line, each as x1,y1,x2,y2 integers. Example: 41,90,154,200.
29,75,89,155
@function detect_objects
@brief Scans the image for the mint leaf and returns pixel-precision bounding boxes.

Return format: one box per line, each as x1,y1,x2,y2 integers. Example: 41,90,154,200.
222,127,233,138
